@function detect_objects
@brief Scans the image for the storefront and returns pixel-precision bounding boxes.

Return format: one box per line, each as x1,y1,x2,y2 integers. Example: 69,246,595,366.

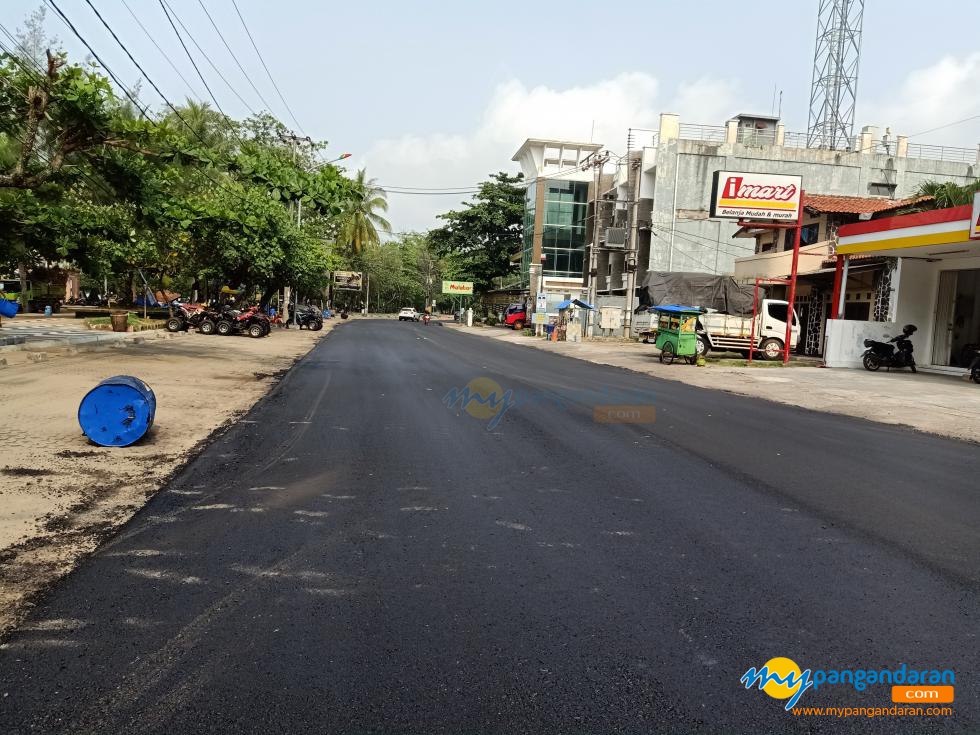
827,202,980,371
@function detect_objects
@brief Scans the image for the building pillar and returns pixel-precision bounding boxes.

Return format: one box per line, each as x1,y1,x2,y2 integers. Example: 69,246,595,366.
830,255,844,319
658,113,679,142
725,119,738,144
896,135,909,157
775,124,785,147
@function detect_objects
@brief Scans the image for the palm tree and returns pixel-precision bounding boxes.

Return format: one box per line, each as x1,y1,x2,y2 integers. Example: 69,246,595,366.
340,169,391,253
900,179,980,213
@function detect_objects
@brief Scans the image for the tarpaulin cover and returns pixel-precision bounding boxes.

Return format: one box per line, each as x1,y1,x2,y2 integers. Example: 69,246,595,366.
636,272,762,315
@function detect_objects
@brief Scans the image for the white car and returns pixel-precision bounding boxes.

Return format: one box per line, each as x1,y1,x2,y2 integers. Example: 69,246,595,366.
398,307,420,322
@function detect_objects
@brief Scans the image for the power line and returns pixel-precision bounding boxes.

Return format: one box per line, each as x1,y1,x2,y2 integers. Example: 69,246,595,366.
43,0,151,119
230,0,305,135
156,0,229,117
158,0,256,117
194,0,277,115
118,0,203,102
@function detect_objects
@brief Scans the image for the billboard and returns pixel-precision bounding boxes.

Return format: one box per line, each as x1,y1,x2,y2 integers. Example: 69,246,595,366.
333,271,363,290
442,280,474,295
971,192,980,240
710,171,802,222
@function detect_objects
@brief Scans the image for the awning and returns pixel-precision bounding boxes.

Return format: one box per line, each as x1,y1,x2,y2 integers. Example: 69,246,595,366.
837,205,977,258
556,299,595,310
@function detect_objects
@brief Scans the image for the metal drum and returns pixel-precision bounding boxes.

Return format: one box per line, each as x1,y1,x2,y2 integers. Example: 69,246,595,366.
78,376,156,447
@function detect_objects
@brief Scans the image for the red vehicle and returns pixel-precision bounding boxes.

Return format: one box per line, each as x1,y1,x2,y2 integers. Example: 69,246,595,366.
502,303,528,330
216,305,270,338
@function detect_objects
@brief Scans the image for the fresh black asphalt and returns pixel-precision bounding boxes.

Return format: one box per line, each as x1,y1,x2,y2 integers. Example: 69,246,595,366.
1,319,978,733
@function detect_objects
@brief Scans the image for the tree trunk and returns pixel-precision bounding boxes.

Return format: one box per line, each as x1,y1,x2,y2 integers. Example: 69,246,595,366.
17,262,29,311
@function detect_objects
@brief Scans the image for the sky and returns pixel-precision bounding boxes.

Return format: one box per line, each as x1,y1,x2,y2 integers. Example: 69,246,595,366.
3,0,980,233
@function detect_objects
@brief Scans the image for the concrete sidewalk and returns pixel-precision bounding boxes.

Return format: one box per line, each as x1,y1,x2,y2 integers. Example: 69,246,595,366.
451,324,980,444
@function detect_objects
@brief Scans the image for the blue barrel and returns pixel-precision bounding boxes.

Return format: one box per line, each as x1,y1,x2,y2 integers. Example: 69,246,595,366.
0,299,19,318
78,376,156,447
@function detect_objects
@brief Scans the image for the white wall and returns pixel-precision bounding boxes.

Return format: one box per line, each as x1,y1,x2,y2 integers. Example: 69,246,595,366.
894,255,980,365
824,319,899,368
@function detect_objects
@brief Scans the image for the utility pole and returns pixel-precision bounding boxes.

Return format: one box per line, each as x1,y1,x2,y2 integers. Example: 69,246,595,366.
584,150,610,339
622,152,641,338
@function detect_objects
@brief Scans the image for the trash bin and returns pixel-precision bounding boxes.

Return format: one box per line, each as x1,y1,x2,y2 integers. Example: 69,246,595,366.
78,375,156,447
110,311,129,332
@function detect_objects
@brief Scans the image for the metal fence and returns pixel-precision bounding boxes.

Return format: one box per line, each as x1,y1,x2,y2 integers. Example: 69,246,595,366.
677,124,727,143
905,143,978,164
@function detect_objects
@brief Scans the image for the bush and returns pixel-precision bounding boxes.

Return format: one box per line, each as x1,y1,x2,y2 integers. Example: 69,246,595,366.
484,314,498,326
521,328,534,336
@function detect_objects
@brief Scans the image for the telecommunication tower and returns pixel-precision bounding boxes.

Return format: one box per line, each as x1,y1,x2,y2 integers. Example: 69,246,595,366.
806,0,865,149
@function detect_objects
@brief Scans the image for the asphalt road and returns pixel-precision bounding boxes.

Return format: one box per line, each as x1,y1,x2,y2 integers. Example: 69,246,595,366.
1,319,978,734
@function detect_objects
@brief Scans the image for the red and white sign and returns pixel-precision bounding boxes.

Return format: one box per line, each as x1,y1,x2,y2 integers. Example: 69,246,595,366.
971,191,980,240
710,171,803,221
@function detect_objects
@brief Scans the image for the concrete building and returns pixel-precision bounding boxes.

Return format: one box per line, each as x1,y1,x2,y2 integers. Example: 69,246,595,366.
511,139,601,302
599,112,980,302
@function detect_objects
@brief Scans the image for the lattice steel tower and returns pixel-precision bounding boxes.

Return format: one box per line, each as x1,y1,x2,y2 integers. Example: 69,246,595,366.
807,0,865,149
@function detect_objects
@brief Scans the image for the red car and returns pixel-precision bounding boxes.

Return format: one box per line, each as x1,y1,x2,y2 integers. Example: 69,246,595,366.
502,303,528,330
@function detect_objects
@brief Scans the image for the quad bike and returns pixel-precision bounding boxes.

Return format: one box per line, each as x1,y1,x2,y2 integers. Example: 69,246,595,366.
215,305,270,338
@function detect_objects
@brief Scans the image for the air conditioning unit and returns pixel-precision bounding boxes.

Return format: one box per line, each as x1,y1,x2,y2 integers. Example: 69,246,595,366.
605,227,626,248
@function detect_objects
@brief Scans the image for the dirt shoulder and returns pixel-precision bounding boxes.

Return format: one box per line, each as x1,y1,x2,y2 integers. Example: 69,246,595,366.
451,325,980,444
0,321,338,635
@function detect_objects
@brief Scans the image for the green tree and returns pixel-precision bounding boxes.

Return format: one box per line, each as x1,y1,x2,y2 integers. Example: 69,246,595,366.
901,179,980,212
339,169,391,253
428,171,524,293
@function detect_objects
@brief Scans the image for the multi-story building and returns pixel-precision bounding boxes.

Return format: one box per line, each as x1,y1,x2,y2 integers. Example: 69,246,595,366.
511,138,601,300
597,112,979,302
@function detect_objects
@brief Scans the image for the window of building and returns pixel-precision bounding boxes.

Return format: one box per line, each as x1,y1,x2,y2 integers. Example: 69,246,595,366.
868,182,896,197
783,223,819,249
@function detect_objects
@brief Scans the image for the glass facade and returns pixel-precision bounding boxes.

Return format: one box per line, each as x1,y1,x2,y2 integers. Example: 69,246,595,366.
521,178,589,286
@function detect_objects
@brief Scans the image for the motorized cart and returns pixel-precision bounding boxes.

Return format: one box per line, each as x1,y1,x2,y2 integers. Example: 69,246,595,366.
653,304,701,365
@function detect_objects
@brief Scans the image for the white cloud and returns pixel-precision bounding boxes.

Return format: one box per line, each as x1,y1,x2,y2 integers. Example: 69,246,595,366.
860,52,980,146
358,73,663,233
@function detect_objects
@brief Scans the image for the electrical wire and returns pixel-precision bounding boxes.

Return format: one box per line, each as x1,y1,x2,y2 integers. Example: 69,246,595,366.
230,0,305,135
156,0,230,117
57,0,256,208
159,0,256,117
118,0,203,102
195,0,277,115
43,0,151,119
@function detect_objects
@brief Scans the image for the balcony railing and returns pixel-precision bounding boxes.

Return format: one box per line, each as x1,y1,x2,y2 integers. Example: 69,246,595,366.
677,124,726,143
905,142,978,164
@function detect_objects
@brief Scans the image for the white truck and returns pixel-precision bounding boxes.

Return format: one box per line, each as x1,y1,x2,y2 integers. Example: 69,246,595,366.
634,298,800,360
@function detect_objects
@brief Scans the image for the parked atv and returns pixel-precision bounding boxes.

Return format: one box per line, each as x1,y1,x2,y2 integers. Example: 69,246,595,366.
216,305,269,338
166,302,211,332
295,305,323,331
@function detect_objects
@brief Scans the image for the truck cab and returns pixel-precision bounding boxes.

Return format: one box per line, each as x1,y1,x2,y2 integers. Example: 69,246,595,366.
503,303,528,330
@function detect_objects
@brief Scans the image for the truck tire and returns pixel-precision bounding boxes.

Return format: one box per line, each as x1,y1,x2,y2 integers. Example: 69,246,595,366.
760,338,783,361
695,335,710,357
512,320,524,330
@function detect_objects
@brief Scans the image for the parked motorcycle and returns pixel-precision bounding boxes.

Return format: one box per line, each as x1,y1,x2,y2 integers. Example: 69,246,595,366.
862,324,917,373
295,305,323,331
215,305,269,338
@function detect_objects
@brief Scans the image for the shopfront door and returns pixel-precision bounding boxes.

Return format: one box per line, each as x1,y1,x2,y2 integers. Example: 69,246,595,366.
932,269,980,366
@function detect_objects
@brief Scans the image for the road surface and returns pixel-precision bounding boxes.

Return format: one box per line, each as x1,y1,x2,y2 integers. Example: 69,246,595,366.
1,319,977,734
